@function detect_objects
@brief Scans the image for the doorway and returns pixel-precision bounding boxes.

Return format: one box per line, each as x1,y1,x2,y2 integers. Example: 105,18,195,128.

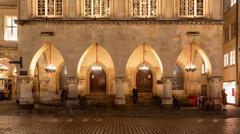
223,81,236,104
90,69,107,93
136,68,153,92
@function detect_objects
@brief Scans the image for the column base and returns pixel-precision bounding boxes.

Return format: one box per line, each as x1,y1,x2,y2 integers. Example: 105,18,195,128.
115,97,126,105
161,97,173,105
19,98,34,105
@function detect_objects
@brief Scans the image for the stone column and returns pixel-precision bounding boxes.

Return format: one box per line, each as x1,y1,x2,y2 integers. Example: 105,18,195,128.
64,77,79,98
18,76,34,105
208,76,222,97
115,77,126,105
161,77,173,105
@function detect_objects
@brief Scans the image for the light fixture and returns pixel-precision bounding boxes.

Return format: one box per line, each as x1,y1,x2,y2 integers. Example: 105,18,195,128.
91,43,102,71
186,42,196,72
45,44,56,73
0,64,8,72
139,43,149,71
0,58,8,78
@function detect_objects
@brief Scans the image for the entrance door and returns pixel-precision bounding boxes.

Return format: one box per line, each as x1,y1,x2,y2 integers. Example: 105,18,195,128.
223,81,236,104
136,68,153,92
90,69,106,93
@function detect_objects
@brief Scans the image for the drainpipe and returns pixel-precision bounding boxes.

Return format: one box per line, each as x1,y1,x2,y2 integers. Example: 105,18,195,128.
236,0,239,105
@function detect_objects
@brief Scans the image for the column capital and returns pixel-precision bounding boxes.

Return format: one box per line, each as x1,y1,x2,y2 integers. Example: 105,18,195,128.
64,76,79,84
161,76,174,83
208,76,222,82
18,76,34,84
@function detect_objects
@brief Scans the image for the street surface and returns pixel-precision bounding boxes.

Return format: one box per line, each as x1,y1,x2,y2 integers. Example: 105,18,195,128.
0,115,240,134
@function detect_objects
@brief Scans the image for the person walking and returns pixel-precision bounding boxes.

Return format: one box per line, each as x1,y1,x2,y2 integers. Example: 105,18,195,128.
132,87,138,104
221,89,227,111
173,96,180,110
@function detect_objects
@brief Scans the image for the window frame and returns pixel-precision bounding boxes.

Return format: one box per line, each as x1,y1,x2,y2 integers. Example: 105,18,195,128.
129,0,158,18
230,0,237,7
229,50,236,65
178,0,208,18
4,16,18,41
36,0,64,17
224,53,229,67
83,0,112,18
201,63,207,74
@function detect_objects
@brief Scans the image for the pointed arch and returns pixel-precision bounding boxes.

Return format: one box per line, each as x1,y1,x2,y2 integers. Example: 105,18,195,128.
176,41,212,76
77,43,115,94
125,43,163,94
29,42,65,77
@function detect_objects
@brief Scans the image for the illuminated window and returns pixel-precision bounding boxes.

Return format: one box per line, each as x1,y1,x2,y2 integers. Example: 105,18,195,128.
230,50,236,65
179,0,205,17
37,0,63,16
4,16,17,41
224,53,229,67
231,0,236,7
132,0,157,17
84,0,111,17
201,63,207,74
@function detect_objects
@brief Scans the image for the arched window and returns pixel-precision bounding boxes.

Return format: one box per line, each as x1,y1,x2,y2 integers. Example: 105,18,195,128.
84,0,111,17
132,0,157,17
37,0,63,16
173,65,184,90
179,0,207,17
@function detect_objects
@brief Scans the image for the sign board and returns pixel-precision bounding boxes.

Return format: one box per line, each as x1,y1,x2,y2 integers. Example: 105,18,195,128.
19,71,28,76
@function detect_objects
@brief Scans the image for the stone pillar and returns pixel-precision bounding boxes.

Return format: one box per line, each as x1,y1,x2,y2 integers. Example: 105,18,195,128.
208,76,222,97
18,77,34,105
161,77,173,105
64,77,79,98
115,77,126,105
208,76,222,104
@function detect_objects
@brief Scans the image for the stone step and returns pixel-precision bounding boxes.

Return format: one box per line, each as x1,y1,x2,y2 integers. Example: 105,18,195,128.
85,94,115,106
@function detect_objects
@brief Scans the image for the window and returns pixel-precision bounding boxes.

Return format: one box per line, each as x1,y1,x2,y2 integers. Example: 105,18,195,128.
231,22,237,39
224,26,229,42
230,50,236,65
201,63,207,74
179,0,205,17
132,0,157,17
4,16,17,41
173,65,184,90
37,0,63,16
84,0,111,17
231,0,236,7
224,53,229,67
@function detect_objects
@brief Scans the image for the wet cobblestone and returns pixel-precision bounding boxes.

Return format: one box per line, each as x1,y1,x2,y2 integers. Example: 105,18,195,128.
0,116,240,134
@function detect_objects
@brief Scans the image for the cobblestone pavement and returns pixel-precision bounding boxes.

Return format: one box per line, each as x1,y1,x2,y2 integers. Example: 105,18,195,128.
0,115,240,134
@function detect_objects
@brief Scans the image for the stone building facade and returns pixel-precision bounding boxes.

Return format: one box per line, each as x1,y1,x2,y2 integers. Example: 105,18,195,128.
0,0,225,105
0,0,18,101
223,0,239,105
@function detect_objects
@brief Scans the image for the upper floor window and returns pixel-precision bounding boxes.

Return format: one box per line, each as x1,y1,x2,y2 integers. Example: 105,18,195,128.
179,0,206,17
231,22,237,39
84,0,111,17
230,50,236,65
201,63,207,74
224,53,229,67
132,0,157,17
231,0,236,7
224,26,230,43
4,16,17,41
37,0,63,16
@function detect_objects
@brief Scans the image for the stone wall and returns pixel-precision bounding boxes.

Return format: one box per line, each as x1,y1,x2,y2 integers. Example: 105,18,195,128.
15,22,223,89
